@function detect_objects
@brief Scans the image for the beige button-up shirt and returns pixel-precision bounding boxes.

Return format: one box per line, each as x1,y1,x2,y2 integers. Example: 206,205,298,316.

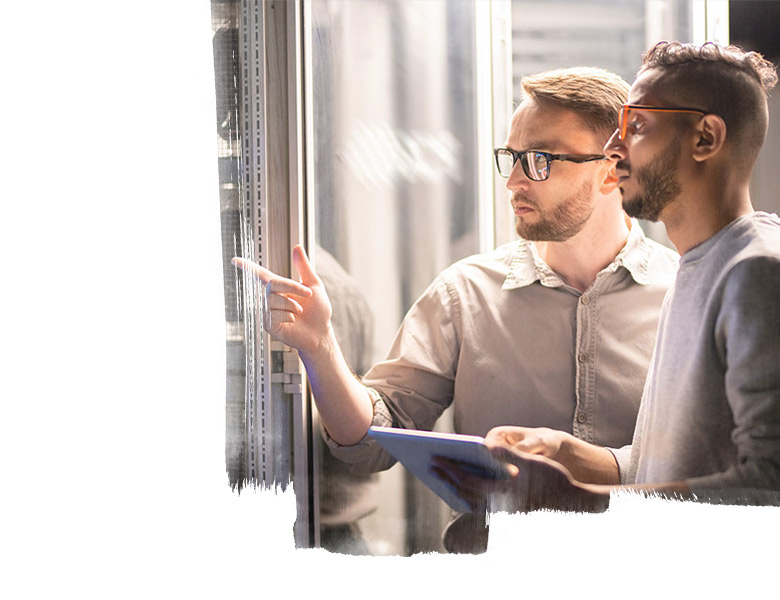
326,221,680,473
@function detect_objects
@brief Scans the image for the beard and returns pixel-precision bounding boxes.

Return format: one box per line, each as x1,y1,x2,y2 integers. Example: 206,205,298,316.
514,178,594,242
622,140,681,222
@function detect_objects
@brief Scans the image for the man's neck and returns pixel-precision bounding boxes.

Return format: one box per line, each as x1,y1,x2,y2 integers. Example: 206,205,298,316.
535,212,631,293
663,178,754,255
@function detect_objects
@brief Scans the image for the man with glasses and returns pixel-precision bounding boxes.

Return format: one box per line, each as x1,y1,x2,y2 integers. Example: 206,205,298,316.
435,42,780,512
234,67,679,551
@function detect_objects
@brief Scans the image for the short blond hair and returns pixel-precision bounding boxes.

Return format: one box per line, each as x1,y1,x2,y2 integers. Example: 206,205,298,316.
521,67,630,144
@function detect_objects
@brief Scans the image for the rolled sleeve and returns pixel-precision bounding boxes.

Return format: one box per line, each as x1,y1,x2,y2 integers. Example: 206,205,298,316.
321,387,400,473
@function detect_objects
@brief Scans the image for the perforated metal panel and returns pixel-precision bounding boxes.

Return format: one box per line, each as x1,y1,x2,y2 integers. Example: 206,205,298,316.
211,0,276,489
212,0,315,547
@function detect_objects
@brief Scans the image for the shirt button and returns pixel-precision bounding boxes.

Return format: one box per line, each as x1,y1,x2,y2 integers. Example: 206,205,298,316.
577,412,587,423
578,352,589,363
580,295,590,305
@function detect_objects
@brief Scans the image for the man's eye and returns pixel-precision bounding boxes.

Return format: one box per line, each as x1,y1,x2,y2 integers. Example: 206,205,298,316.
628,120,645,133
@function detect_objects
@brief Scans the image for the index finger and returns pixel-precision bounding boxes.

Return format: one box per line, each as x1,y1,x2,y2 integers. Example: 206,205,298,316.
231,257,313,297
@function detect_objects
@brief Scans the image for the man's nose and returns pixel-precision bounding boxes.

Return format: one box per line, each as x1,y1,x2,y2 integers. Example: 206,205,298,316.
505,161,530,191
603,129,626,162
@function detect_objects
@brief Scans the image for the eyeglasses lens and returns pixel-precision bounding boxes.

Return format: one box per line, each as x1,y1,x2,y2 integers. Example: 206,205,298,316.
525,152,549,181
495,149,550,180
495,150,515,178
619,106,629,140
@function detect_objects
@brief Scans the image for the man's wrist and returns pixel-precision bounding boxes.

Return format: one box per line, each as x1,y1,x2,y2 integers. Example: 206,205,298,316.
554,433,620,485
299,324,340,369
551,430,578,472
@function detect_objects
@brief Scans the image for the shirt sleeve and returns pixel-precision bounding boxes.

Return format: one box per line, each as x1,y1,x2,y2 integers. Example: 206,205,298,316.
322,273,461,473
320,387,398,472
686,255,780,492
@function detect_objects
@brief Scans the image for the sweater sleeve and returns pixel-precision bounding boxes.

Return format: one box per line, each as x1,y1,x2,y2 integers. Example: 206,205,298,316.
686,255,780,492
607,445,632,485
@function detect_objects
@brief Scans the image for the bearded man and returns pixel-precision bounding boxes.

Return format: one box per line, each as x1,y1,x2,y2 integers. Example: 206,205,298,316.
434,42,780,515
234,67,679,552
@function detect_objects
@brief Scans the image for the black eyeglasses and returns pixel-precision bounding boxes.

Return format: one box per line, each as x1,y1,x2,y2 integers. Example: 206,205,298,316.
493,148,606,181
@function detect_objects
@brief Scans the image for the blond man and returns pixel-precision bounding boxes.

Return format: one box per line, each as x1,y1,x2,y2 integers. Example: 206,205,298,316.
235,67,679,551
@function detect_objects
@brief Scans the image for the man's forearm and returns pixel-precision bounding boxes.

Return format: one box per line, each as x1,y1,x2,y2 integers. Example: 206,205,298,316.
551,435,687,490
299,326,374,446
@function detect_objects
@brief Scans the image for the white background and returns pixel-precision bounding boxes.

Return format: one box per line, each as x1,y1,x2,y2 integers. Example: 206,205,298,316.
2,1,777,597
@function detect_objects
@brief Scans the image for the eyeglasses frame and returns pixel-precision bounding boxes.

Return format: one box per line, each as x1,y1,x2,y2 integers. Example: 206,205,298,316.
618,104,708,140
493,147,606,181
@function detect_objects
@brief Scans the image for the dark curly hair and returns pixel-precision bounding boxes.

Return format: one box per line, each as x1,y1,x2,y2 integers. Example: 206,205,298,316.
639,41,778,162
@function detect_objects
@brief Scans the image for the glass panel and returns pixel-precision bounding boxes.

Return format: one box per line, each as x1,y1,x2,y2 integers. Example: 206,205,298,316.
310,0,481,555
511,0,695,90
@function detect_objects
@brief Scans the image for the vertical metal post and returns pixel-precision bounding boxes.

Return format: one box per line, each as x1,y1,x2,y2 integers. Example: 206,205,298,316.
297,0,321,549
475,0,497,255
487,0,514,248
262,0,293,492
235,0,313,546
281,0,318,548
237,5,315,553
239,0,270,485
476,0,514,252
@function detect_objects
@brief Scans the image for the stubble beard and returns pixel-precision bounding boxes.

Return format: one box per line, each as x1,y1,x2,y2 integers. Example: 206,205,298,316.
514,179,594,242
622,140,682,222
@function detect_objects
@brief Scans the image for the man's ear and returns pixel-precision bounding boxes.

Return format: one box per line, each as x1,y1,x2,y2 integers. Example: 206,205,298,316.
599,161,619,194
692,114,727,162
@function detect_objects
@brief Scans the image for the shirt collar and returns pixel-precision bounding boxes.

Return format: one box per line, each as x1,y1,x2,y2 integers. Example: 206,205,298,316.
502,219,661,291
502,239,563,290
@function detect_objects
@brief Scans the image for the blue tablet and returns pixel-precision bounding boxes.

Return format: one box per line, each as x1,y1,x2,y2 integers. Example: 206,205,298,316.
367,426,510,512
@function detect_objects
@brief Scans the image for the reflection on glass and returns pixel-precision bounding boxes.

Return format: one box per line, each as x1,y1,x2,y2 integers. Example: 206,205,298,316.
315,247,379,555
311,0,480,555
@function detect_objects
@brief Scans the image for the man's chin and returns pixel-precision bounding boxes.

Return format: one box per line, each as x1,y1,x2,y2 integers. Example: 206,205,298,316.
515,216,531,236
624,208,661,223
516,220,578,243
515,217,540,240
622,196,649,221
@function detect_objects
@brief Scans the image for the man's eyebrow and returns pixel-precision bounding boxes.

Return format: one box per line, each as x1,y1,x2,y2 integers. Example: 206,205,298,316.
507,140,561,151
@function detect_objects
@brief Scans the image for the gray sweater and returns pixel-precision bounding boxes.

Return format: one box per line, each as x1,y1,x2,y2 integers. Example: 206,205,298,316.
621,212,780,499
